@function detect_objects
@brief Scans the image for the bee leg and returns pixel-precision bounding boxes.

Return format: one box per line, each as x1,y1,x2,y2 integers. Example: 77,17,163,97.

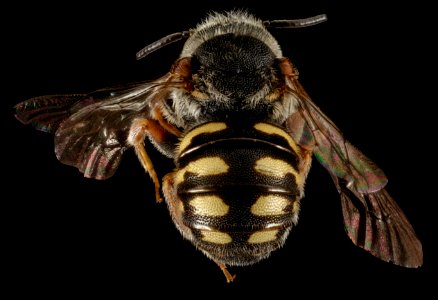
128,118,164,203
216,262,236,283
152,106,182,137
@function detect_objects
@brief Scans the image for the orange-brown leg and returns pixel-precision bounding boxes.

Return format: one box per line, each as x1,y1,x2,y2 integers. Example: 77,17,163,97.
162,173,194,240
216,262,236,283
152,107,182,137
128,118,168,203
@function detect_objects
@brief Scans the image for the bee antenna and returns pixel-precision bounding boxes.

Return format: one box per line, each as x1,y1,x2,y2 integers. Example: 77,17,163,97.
263,14,327,28
136,31,190,60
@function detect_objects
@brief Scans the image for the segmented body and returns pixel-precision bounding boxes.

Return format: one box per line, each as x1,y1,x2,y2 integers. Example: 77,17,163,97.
164,120,311,265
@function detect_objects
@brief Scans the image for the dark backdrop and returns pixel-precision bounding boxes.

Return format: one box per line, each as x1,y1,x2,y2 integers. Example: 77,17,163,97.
3,1,435,297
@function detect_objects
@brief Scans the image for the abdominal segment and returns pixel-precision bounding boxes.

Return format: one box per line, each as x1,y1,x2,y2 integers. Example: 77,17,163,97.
163,121,309,266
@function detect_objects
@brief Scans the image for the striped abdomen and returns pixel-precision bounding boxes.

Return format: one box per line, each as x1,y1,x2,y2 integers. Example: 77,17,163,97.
163,121,311,266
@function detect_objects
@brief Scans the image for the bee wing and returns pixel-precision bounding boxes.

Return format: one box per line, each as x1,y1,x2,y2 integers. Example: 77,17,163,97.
14,81,152,133
15,94,90,133
285,83,387,194
334,176,423,267
283,64,423,267
16,74,184,180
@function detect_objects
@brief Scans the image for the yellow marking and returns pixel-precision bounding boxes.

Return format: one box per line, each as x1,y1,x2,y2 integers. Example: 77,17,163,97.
191,90,209,100
248,229,279,244
177,199,185,213
251,195,290,216
178,122,227,154
190,195,229,216
201,230,232,244
254,123,301,155
292,201,300,214
175,156,229,185
254,157,303,188
264,89,281,102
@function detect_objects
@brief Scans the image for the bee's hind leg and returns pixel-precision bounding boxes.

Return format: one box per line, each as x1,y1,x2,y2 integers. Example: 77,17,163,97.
215,261,236,283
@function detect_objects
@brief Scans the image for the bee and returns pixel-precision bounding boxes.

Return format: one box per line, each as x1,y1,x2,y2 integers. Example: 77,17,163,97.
15,11,422,282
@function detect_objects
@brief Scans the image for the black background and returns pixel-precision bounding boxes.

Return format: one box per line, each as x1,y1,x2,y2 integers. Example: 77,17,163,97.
3,0,435,297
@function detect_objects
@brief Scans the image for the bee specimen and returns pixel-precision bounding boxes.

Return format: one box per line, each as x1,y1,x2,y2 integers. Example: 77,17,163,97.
15,11,422,282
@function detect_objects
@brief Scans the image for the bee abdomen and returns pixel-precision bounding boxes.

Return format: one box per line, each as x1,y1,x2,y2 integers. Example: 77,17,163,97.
170,121,305,265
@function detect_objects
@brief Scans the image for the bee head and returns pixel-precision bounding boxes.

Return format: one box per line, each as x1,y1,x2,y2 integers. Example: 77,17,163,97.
176,12,281,104
182,10,282,61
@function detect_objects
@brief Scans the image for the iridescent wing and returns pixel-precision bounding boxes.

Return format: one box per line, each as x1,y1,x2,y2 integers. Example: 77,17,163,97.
15,94,89,133
282,59,423,267
14,81,156,133
15,73,185,180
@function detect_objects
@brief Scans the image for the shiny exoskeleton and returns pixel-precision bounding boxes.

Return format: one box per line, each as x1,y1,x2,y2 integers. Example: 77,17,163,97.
15,11,422,283
163,120,310,266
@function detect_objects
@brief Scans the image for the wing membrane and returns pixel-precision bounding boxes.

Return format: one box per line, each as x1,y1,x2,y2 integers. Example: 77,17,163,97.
14,94,87,133
16,74,184,179
283,67,423,267
285,79,387,193
14,81,152,133
334,176,423,267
